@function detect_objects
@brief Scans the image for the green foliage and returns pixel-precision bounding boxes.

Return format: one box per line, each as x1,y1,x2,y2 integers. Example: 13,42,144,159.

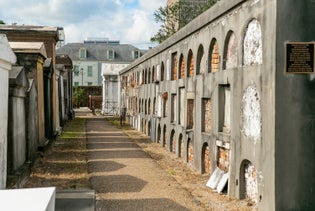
151,0,218,44
0,20,5,24
59,118,86,138
73,87,87,108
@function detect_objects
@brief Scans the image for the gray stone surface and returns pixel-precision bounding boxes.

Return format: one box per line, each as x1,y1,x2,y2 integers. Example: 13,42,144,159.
55,189,95,211
85,117,203,211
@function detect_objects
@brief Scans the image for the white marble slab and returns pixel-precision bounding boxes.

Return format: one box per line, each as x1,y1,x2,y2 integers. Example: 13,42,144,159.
0,187,56,211
206,167,224,189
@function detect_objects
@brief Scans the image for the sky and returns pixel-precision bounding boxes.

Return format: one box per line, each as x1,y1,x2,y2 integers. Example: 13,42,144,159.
0,0,166,49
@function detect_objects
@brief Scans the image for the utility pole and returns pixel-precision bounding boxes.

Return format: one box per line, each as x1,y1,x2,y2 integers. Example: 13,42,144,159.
81,68,84,86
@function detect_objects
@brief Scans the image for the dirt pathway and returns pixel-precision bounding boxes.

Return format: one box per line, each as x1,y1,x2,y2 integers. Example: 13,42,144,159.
86,117,205,211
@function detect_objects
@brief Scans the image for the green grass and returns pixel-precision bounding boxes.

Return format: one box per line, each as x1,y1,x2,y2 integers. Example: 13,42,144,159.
59,118,86,138
106,117,133,130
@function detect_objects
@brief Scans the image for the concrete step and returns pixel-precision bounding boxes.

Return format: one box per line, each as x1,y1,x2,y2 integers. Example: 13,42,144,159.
56,189,95,211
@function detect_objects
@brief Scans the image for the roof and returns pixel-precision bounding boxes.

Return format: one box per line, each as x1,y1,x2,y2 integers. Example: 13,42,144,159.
0,25,62,40
9,66,28,88
0,34,16,64
56,54,73,69
9,42,47,58
56,43,147,63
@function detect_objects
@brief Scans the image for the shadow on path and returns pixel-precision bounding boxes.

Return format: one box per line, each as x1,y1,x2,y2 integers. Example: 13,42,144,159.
86,117,202,211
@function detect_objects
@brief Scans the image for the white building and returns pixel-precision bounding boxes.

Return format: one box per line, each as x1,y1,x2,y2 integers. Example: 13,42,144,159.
57,39,146,113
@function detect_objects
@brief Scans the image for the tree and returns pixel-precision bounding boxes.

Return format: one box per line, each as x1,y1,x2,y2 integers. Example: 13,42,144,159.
0,20,5,24
151,0,218,44
73,87,87,108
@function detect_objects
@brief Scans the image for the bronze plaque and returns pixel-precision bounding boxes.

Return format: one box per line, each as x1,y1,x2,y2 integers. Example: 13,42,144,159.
286,42,315,73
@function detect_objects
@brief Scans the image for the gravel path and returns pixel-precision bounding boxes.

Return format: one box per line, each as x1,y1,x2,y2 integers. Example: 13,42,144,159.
86,117,204,211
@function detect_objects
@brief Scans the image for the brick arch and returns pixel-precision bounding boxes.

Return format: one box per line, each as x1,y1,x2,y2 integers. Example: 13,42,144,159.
187,138,194,166
201,142,211,174
240,159,259,204
144,68,147,84
223,30,237,69
141,70,145,84
162,124,167,147
196,44,205,74
147,120,151,136
157,124,161,143
178,133,183,158
138,98,141,113
148,68,151,84
161,62,165,81
209,38,220,73
179,53,185,79
152,66,155,82
243,19,262,65
170,129,176,153
134,97,138,114
142,118,145,133
153,97,156,115
144,99,147,115
187,49,194,77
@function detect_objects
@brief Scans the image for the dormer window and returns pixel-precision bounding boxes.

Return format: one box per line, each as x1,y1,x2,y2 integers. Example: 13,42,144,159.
133,50,140,59
79,48,87,59
107,49,115,60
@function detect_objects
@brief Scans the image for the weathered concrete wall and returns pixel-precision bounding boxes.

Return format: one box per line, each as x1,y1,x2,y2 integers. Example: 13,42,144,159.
0,25,61,140
8,66,28,173
10,42,47,146
275,0,315,210
26,79,39,162
120,0,315,210
0,35,16,189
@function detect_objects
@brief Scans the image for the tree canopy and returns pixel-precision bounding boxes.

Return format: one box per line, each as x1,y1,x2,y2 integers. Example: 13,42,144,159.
151,0,218,44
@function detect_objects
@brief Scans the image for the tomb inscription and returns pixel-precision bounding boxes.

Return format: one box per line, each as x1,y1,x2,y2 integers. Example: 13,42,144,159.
286,42,314,73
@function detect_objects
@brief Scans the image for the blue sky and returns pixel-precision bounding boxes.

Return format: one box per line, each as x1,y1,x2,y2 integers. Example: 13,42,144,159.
0,0,166,49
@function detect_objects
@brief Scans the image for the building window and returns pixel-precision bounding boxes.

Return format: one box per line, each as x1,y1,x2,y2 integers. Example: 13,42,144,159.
87,66,93,77
74,82,79,86
133,50,140,59
74,65,79,76
79,48,86,59
107,49,115,60
87,82,93,86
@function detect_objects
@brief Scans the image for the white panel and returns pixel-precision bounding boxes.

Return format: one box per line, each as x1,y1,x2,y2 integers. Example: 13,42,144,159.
216,173,229,193
206,167,224,189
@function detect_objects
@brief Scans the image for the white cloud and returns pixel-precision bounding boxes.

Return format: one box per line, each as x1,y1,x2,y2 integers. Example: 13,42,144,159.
0,0,166,49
